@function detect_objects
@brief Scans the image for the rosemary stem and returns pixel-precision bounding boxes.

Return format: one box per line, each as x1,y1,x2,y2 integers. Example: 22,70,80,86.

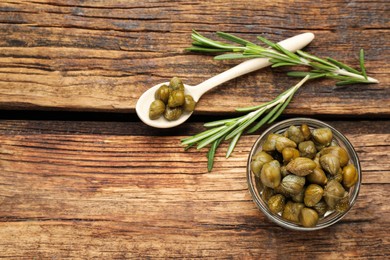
335,69,379,83
239,109,261,123
278,75,310,101
242,75,309,126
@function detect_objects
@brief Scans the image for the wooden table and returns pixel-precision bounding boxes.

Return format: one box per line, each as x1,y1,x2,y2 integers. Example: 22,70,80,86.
0,1,389,258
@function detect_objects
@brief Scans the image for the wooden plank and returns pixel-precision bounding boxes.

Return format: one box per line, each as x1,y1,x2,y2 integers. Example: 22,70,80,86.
0,0,388,115
0,120,389,258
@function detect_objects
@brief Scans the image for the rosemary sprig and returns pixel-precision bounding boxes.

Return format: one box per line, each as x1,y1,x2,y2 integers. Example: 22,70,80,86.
184,31,379,171
187,30,379,85
181,76,310,171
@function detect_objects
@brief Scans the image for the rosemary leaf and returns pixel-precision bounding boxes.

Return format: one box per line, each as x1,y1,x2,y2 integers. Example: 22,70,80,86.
272,62,299,68
192,31,238,50
235,100,273,112
274,43,302,61
360,49,368,80
216,31,254,46
214,53,257,60
207,136,224,172
309,61,335,71
226,131,242,158
287,71,326,79
186,47,229,52
326,57,362,75
197,121,240,149
225,109,265,140
268,94,294,123
269,58,285,63
204,116,242,128
184,143,194,151
261,50,298,64
257,36,278,49
285,71,309,77
246,110,274,134
181,125,226,145
327,74,369,84
263,102,283,123
336,79,365,86
296,50,338,69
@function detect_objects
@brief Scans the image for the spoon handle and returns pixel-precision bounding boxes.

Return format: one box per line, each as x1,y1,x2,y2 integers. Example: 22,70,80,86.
191,32,315,101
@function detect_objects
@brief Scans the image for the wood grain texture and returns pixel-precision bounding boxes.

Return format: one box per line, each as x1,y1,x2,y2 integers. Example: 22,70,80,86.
0,0,389,115
0,120,389,258
0,0,389,258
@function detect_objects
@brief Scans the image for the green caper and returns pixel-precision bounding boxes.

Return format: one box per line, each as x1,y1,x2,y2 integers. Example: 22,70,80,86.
268,194,286,214
291,187,305,203
255,176,263,193
300,124,311,140
282,201,304,223
314,143,326,152
163,106,182,121
304,184,324,207
321,146,350,167
335,196,350,212
274,183,291,197
154,84,171,103
329,171,343,183
312,200,328,217
261,186,275,201
286,125,305,144
282,147,300,163
299,208,319,227
169,76,185,91
260,160,281,188
275,136,297,153
313,153,321,168
251,161,263,178
262,134,282,152
253,151,273,162
251,151,273,177
342,164,358,188
286,157,317,176
167,90,185,108
183,95,196,112
324,179,346,209
320,153,341,176
306,167,328,186
312,128,333,146
280,165,290,178
149,100,165,120
280,174,306,195
298,141,317,159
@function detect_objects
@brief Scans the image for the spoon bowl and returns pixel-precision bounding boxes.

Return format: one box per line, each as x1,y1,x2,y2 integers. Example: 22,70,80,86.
136,32,315,128
136,82,195,128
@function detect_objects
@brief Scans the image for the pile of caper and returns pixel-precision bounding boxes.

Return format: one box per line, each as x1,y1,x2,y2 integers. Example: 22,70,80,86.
251,124,358,228
149,77,196,121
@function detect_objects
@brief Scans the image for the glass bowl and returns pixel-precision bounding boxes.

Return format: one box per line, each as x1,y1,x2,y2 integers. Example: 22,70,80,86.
247,118,361,231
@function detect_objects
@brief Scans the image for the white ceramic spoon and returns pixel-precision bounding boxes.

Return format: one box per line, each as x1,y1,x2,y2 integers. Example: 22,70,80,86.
136,32,315,128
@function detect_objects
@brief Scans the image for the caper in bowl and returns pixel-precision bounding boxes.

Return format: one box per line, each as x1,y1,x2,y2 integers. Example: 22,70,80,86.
247,118,361,231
